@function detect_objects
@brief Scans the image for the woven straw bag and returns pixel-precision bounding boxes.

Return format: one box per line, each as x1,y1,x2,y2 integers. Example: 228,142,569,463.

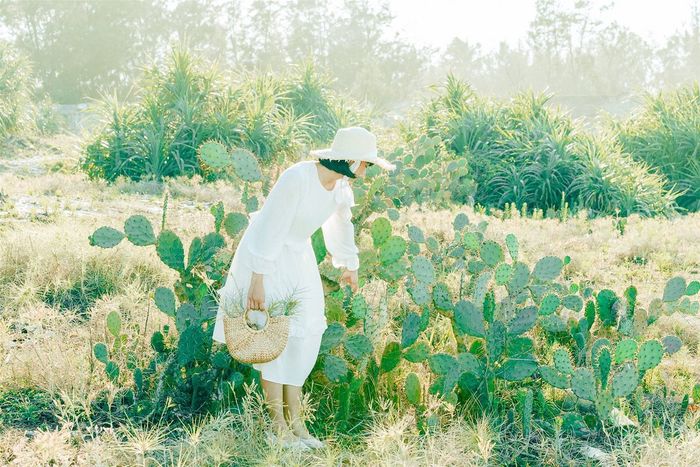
223,308,290,364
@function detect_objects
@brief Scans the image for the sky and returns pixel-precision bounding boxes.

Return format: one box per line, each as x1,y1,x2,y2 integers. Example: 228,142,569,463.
385,0,698,53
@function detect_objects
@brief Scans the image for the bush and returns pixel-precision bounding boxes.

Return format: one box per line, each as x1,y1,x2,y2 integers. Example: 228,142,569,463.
0,41,35,139
614,83,700,212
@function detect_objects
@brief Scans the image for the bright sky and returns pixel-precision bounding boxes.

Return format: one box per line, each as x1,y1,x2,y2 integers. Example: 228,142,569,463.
385,0,698,52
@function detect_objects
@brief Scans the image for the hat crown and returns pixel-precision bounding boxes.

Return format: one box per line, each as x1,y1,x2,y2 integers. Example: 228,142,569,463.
330,127,377,158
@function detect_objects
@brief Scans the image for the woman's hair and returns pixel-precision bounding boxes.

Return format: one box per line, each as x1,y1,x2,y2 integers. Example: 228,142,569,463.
318,158,375,178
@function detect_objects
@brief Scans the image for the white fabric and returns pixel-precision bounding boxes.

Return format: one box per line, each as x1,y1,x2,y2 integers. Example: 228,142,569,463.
212,160,360,384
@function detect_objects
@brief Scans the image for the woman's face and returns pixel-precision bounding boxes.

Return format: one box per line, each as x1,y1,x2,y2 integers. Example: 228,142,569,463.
350,160,369,180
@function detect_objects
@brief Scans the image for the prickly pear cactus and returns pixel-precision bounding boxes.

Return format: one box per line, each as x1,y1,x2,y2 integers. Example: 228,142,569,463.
571,368,596,401
637,339,663,372
612,362,639,398
532,256,563,282
89,226,125,248
230,148,262,182
198,141,231,169
124,215,156,246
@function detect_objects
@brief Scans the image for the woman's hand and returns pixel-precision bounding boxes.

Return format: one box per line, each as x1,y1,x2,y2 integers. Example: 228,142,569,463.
247,273,266,310
339,268,359,292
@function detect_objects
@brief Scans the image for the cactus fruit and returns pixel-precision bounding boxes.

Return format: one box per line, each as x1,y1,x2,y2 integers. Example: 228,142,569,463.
612,362,639,398
156,230,185,272
538,294,561,316
343,333,373,360
230,148,262,182
379,236,406,264
562,294,583,312
154,287,176,317
403,341,430,362
198,141,231,168
663,276,686,302
662,335,682,355
554,349,574,375
539,365,570,389
494,263,513,285
614,339,638,364
124,215,156,246
405,373,421,406
408,225,425,243
432,282,453,310
411,256,435,284
401,312,422,348
454,300,485,337
480,240,504,267
505,233,519,261
89,226,125,248
323,354,348,382
571,368,596,401
532,256,563,282
507,306,537,336
223,212,248,237
637,339,664,372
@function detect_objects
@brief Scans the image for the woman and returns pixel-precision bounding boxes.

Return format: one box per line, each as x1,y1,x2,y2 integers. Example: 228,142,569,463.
212,126,395,450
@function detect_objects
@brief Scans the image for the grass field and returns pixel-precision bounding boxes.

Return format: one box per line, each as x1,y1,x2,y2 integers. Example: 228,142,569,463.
1,133,699,466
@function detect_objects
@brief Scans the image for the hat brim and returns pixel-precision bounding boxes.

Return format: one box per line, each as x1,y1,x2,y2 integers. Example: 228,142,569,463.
309,149,396,171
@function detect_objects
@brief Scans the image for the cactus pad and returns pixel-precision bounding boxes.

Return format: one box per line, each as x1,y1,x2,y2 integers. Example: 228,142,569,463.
595,389,614,420
231,148,262,182
614,339,638,364
89,226,125,248
474,270,493,306
403,341,430,362
663,276,686,302
454,300,485,337
401,312,421,348
223,212,248,237
156,230,185,272
453,213,470,231
533,256,563,281
432,282,453,310
538,294,561,316
494,263,513,285
480,240,504,267
411,256,435,284
405,373,421,406
407,225,425,243
486,320,506,360
507,262,530,293
539,365,570,389
371,217,392,247
612,362,639,398
540,315,566,334
320,322,346,353
409,282,431,306
597,347,612,389
637,339,663,372
553,348,574,375
508,306,537,336
463,232,481,252
379,236,406,264
497,358,538,381
323,355,348,382
198,141,231,168
154,287,176,317
562,294,583,312
343,333,373,360
124,215,156,246
571,368,596,401
505,233,519,261
380,342,402,372
662,335,682,355
686,280,700,296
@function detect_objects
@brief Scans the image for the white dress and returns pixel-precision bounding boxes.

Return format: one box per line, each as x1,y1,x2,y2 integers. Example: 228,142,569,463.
212,160,360,386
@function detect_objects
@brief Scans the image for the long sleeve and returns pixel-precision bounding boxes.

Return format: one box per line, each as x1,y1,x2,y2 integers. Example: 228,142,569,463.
321,185,360,271
244,168,303,274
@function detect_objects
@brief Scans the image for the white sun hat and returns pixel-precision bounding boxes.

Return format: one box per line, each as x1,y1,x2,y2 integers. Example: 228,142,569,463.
309,126,396,171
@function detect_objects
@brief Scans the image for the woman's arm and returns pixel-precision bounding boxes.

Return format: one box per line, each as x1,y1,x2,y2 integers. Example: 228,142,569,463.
321,202,360,291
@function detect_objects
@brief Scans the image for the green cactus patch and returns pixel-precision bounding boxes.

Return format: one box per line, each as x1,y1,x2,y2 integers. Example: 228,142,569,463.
403,341,430,362
597,348,612,390
562,294,583,312
380,342,402,372
344,334,373,360
614,339,638,364
323,355,348,382
486,320,507,360
401,312,422,348
494,263,513,285
154,287,176,317
505,233,519,261
453,213,469,231
409,281,431,306
89,226,125,248
686,280,700,296
454,300,485,337
539,366,570,389
371,217,392,247
596,289,618,326
124,215,156,246
507,306,537,336
198,141,231,168
595,389,614,420
351,294,368,320
553,349,574,375
497,358,538,381
379,236,406,264
463,232,481,252
407,225,425,243
223,212,248,237
156,230,185,272
662,335,682,355
538,294,561,316
320,323,346,353
507,262,530,293
405,373,421,406
93,343,109,364
540,315,566,334
432,282,453,311
411,256,435,284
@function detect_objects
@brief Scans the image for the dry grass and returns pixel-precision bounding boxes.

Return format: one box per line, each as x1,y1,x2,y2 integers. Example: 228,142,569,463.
1,135,699,465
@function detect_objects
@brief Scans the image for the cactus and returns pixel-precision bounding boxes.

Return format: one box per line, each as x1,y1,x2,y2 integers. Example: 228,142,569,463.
596,289,618,326
571,368,596,401
473,270,493,306
124,215,156,246
432,282,453,311
497,358,537,381
612,362,639,398
507,306,537,336
154,287,176,318
637,339,663,372
89,226,125,248
486,320,506,360
379,236,406,264
662,335,682,355
230,148,262,182
405,373,421,406
532,256,563,282
380,342,402,372
597,348,612,390
401,312,422,348
408,225,425,243
494,263,512,285
344,334,373,360
409,282,431,306
538,366,570,389
453,213,469,231
454,300,485,337
663,276,687,302
562,294,583,312
198,141,231,168
320,322,346,353
223,212,248,237
351,294,368,320
540,315,566,334
614,339,638,364
483,289,495,323
156,230,185,272
538,294,561,316
507,262,530,294
323,355,349,382
403,341,430,362
686,280,700,296
595,389,614,419
371,217,392,247
480,240,504,267
462,232,481,252
505,233,519,261
411,256,435,284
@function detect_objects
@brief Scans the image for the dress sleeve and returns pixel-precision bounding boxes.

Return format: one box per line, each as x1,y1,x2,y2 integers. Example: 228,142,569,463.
244,168,303,274
321,184,360,271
